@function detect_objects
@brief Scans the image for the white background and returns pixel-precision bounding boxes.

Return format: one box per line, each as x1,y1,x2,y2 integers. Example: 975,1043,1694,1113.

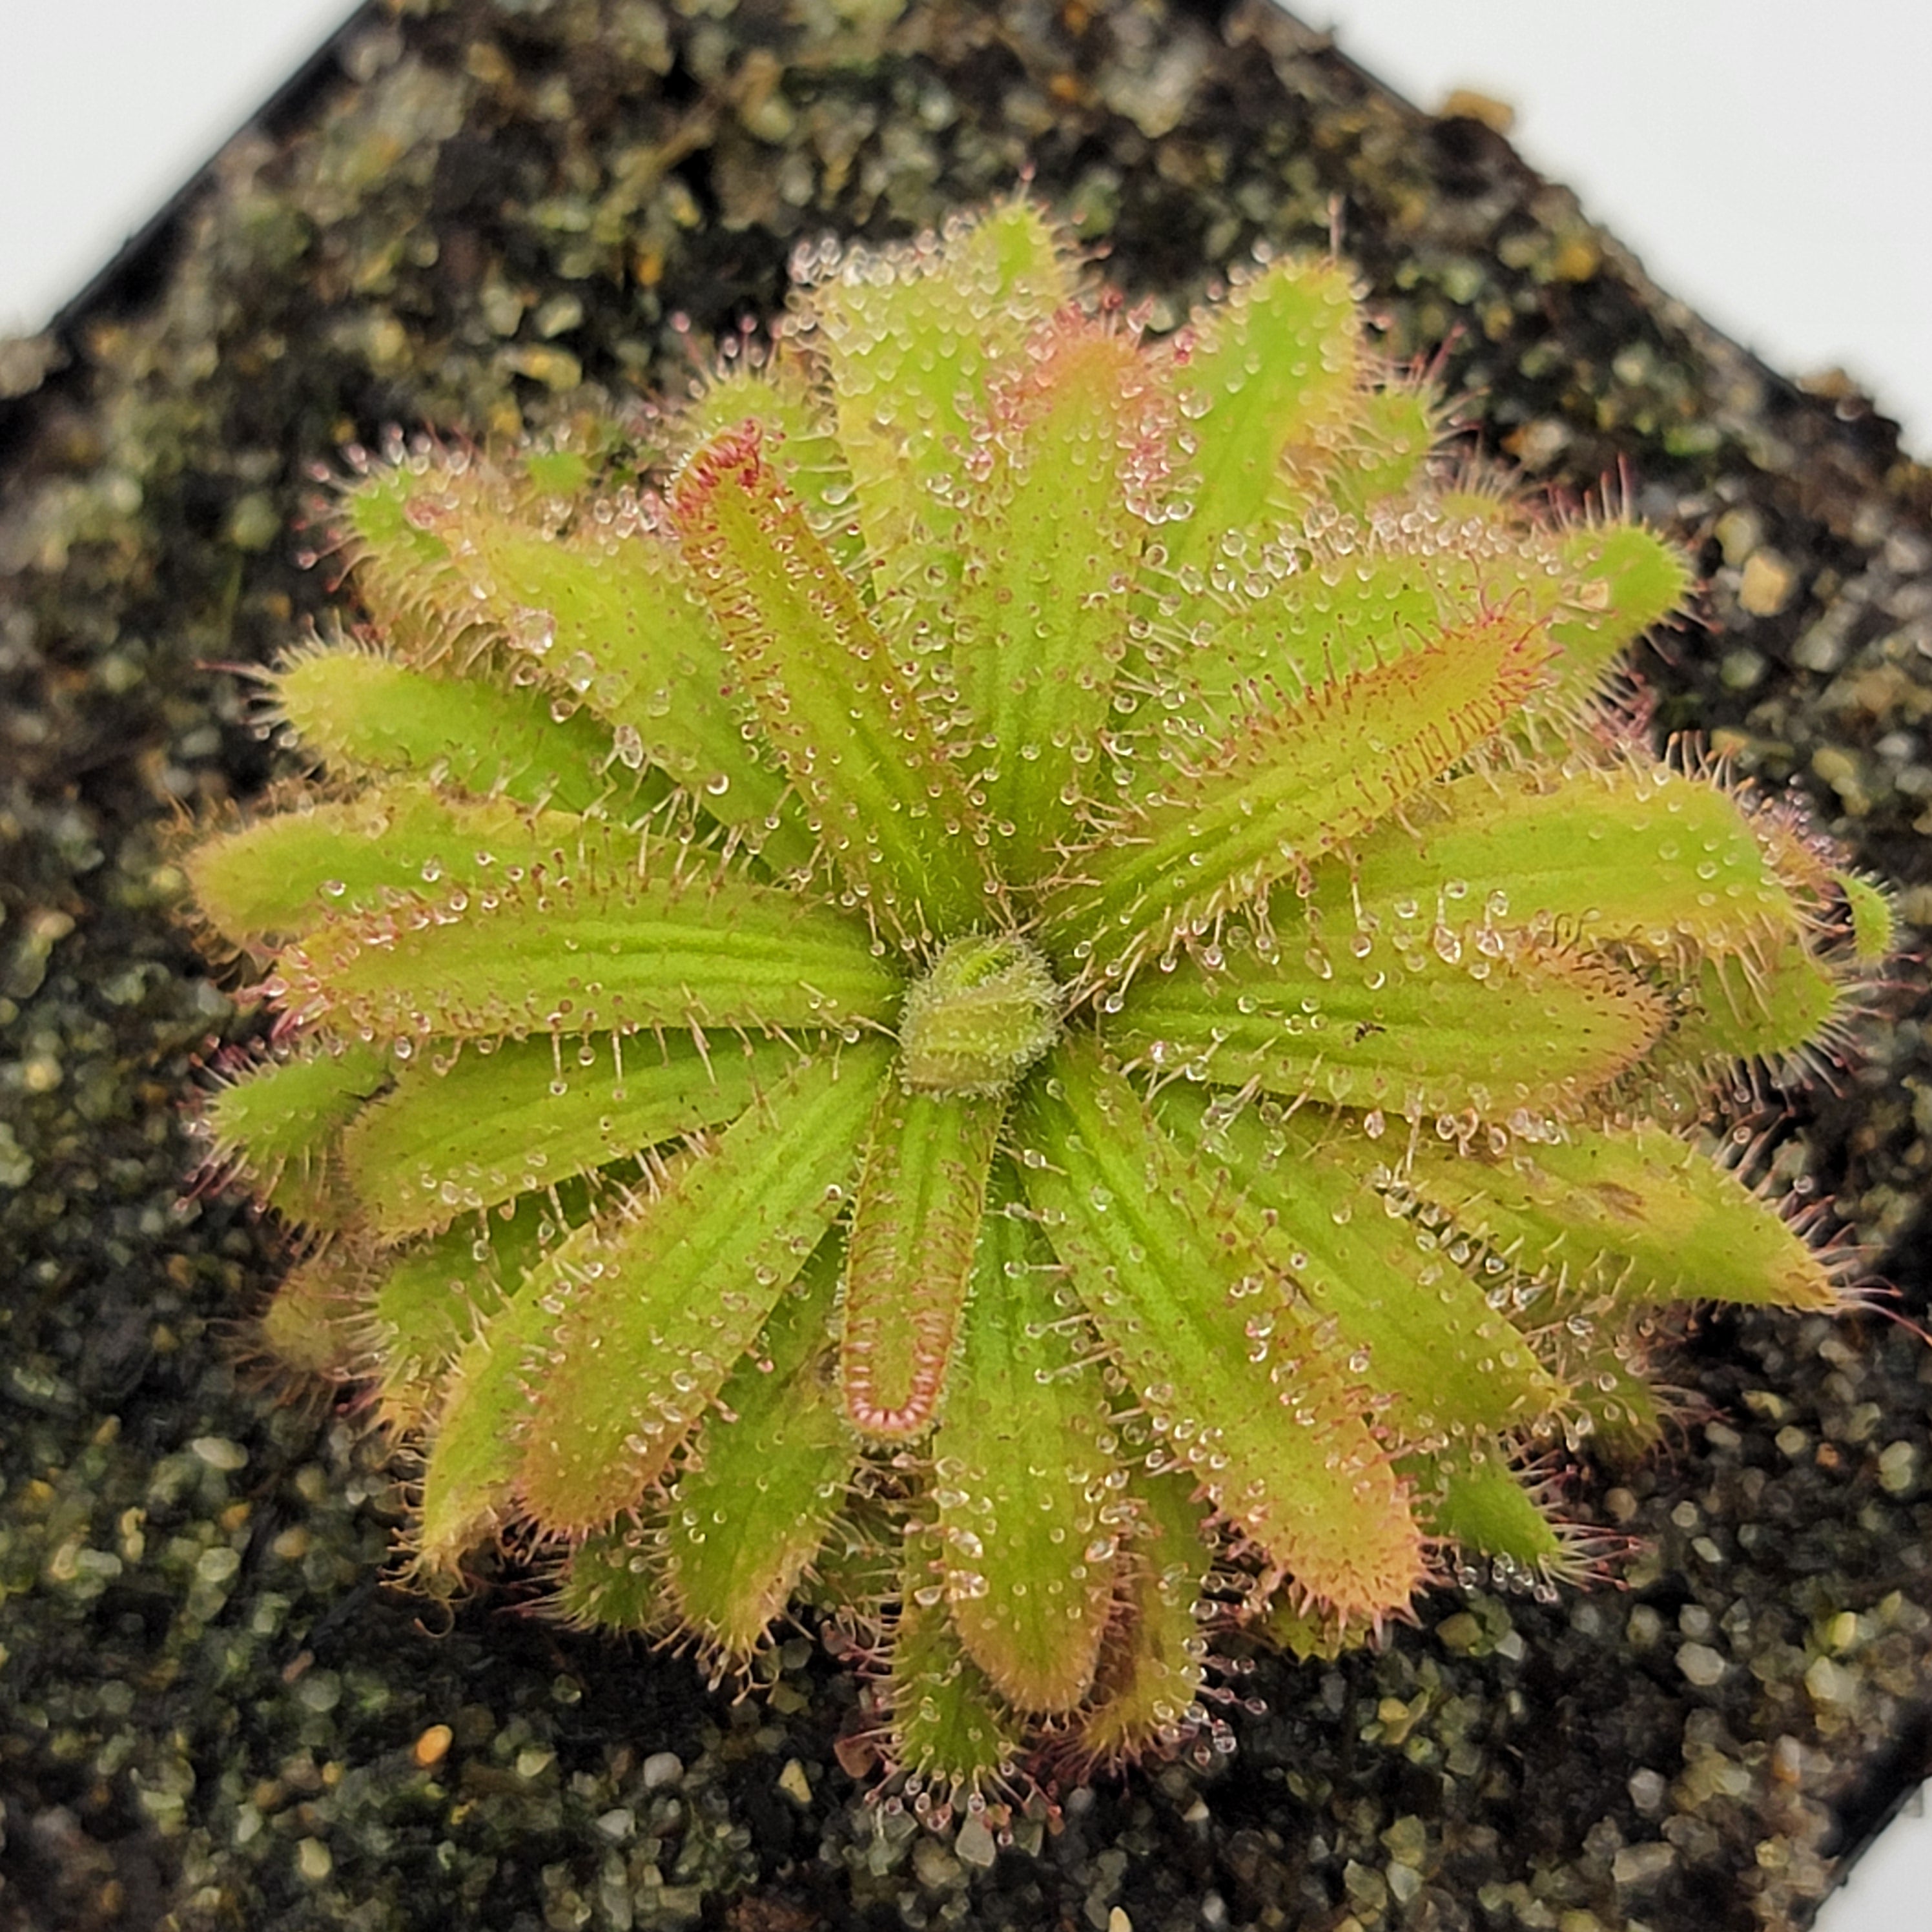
0,3,1924,1923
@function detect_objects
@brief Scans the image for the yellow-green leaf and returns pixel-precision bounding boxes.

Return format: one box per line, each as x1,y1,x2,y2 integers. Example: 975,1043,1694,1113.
1076,1461,1214,1768
663,1236,854,1659
417,1041,889,1553
887,1526,1026,1796
1052,613,1547,984
1113,937,1667,1118
338,457,808,865
947,321,1157,871
275,646,649,816
1160,253,1362,578
840,1082,1001,1440
1404,1118,1840,1313
1341,759,1804,960
186,786,632,948
1018,1040,1426,1620
273,854,899,1040
807,199,1075,619
1406,1445,1568,1573
1167,1095,1566,1442
203,1040,389,1227
932,1186,1118,1712
673,422,1001,944
342,1028,804,1238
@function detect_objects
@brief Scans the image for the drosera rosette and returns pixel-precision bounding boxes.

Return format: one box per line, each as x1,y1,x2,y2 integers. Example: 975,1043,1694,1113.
176,198,1895,1802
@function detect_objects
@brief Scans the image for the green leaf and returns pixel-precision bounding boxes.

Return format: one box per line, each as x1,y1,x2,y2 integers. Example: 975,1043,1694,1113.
1151,520,1629,743
1407,1446,1567,1572
275,646,646,816
553,1523,668,1636
417,1042,888,1556
1153,515,1680,751
256,1244,369,1382
413,1302,541,1572
1545,522,1694,701
945,321,1158,871
1317,381,1440,519
681,358,865,575
1664,930,1847,1073
186,785,632,947
1836,869,1896,965
1339,758,1804,960
273,850,900,1040
204,1040,389,1227
795,1495,900,1625
1402,1118,1840,1313
663,1235,855,1660
1111,935,1667,1118
504,1043,884,1547
1166,1094,1566,1442
1257,1592,1350,1663
1075,1460,1213,1768
931,1182,1119,1712
672,422,1002,944
807,200,1075,616
336,462,493,668
840,1082,1002,1440
1544,1326,1663,1456
887,1526,1026,1795
1159,254,1362,579
482,519,812,870
365,1193,559,1430
1017,1040,1426,1620
342,1027,804,1238
1151,547,1462,736
1051,612,1548,985
338,457,810,867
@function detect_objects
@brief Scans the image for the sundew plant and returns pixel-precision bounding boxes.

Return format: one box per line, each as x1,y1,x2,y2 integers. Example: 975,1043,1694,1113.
181,202,1889,1795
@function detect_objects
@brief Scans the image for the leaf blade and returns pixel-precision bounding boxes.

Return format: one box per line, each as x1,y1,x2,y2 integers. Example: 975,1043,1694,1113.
673,423,1001,943
887,1526,1027,1796
187,786,628,948
418,1041,889,1552
1074,1461,1214,1768
1051,613,1548,983
1158,254,1363,580
1343,758,1805,958
273,853,901,1040
1404,1118,1840,1313
808,200,1076,617
945,322,1163,870
840,1083,1002,1440
1111,936,1669,1118
1169,1095,1567,1443
932,1183,1119,1712
511,1040,889,1532
343,1029,805,1238
663,1236,856,1660
203,1040,389,1228
1017,1040,1426,1620
274,646,647,817
338,454,810,867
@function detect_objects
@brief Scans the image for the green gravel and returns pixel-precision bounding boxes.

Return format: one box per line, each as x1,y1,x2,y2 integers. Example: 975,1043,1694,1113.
1,2,1929,1927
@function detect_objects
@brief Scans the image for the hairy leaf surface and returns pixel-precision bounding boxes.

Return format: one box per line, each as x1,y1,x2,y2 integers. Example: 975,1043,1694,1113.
932,1190,1118,1712
343,1028,803,1237
1019,1041,1426,1619
841,1082,1002,1439
274,859,899,1038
